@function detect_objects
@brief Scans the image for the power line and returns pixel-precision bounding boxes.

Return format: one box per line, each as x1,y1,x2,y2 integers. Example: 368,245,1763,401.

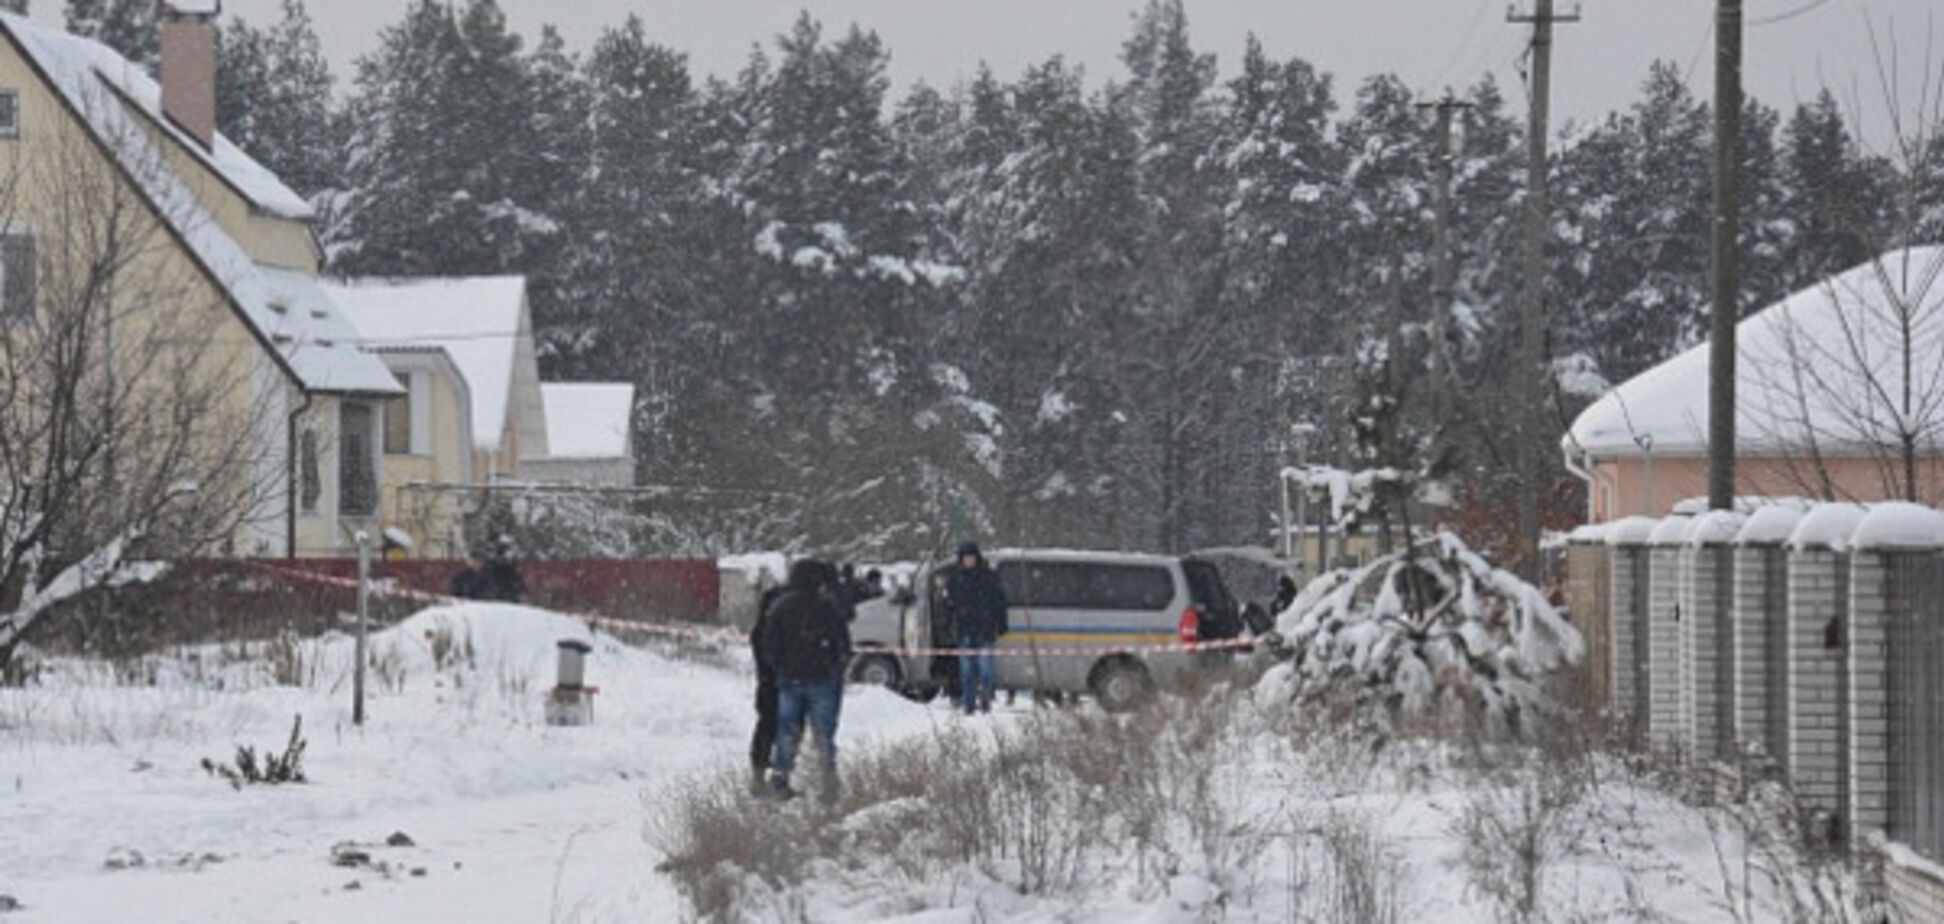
1750,0,1831,27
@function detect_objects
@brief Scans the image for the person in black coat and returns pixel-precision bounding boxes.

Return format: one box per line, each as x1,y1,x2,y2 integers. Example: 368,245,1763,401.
746,573,788,793
1271,575,1299,615
945,541,1008,715
758,559,851,800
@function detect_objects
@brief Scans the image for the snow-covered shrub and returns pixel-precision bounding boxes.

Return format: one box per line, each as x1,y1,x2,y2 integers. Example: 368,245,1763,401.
1256,532,1583,732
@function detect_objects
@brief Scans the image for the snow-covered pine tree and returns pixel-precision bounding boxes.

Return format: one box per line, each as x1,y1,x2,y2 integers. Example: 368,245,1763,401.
1554,62,1711,386
0,1,28,16
554,16,705,485
1780,90,1893,283
1735,96,1794,317
333,0,557,280
330,0,467,271
216,1,340,198
65,0,154,71
1111,0,1235,552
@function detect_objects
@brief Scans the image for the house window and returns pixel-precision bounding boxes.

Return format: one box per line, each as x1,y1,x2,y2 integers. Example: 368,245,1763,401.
0,91,18,140
339,402,378,516
0,232,34,322
299,428,320,513
384,393,411,454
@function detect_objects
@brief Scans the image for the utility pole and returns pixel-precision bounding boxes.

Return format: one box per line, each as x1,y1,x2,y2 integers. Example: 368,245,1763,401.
1708,0,1742,512
1419,91,1473,404
1508,0,1578,576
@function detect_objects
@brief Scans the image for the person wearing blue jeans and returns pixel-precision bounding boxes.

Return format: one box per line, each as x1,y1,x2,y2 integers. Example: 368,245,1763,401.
772,680,842,796
958,642,995,715
947,541,1008,715
757,559,851,801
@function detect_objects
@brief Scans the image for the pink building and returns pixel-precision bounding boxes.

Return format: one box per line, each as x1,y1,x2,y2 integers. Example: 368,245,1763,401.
1564,248,1944,522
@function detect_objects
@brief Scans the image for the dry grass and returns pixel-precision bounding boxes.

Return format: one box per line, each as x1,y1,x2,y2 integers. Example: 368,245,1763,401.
650,684,1274,921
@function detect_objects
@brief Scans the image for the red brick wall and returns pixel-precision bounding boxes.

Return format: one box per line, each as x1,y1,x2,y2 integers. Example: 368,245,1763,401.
272,558,721,622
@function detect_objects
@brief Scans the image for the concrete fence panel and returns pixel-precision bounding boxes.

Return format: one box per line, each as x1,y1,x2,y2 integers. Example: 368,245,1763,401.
1786,504,1867,829
1648,516,1694,753
1682,512,1744,762
1607,520,1657,732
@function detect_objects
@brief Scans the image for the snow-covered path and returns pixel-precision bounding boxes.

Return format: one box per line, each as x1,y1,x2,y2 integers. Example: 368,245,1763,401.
0,604,945,922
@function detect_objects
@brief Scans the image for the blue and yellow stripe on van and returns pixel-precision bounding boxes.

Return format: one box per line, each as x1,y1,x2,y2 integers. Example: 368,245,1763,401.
1003,626,1179,646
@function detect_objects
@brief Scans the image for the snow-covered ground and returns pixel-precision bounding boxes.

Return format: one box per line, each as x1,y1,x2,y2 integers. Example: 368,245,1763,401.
2,602,1858,922
0,603,942,922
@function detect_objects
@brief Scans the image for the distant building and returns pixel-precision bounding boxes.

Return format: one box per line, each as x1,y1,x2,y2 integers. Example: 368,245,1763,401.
1564,249,1944,521
0,8,403,557
524,383,636,488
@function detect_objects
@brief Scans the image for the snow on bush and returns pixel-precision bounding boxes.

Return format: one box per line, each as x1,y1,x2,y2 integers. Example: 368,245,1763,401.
1257,531,1583,729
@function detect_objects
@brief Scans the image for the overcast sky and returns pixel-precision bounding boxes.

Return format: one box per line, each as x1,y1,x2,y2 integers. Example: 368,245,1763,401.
97,1,1944,147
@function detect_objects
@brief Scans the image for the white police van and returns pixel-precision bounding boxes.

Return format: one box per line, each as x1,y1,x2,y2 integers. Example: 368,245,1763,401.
848,549,1242,710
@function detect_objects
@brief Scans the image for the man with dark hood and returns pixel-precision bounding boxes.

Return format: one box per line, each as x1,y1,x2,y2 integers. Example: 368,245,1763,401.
757,559,851,801
945,541,1008,715
747,571,788,793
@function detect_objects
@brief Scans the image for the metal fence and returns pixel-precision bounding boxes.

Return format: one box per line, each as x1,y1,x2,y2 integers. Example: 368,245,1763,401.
1887,550,1944,862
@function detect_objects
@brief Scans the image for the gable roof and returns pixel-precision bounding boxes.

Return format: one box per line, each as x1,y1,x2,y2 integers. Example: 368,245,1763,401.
1566,247,1944,458
0,14,397,395
540,383,634,460
326,277,531,451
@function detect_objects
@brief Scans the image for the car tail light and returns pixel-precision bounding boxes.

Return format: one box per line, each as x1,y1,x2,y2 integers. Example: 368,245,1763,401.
1178,606,1201,645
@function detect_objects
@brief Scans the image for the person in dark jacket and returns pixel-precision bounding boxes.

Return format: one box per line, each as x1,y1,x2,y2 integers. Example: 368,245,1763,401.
481,538,526,603
946,541,1008,715
746,573,788,793
758,559,851,800
1271,575,1298,616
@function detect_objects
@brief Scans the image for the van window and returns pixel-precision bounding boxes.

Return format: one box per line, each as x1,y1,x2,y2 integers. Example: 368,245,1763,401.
1007,561,1174,611
1181,560,1236,614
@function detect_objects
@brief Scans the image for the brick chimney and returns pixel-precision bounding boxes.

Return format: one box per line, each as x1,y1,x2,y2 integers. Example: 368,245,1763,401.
157,0,220,149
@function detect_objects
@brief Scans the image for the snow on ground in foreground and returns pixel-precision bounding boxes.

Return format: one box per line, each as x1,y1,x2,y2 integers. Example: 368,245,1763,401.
3,605,1852,923
0,603,942,923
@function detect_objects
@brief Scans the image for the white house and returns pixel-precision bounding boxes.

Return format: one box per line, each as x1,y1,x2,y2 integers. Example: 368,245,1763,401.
524,383,636,487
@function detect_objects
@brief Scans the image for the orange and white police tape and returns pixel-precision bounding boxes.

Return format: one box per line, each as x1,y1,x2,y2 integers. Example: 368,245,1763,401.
255,563,1257,659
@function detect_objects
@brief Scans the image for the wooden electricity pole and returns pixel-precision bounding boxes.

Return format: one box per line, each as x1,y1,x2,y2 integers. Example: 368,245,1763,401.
1419,91,1473,404
1508,0,1577,576
1708,0,1742,511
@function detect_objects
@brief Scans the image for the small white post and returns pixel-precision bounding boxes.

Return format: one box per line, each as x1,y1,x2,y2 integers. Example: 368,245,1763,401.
354,530,369,727
1277,444,1293,560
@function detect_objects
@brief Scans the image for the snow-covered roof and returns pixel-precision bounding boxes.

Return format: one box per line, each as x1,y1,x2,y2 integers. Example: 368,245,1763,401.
1566,248,1944,458
252,267,406,395
3,14,310,220
0,14,396,396
328,277,530,450
1851,502,1944,551
539,383,634,460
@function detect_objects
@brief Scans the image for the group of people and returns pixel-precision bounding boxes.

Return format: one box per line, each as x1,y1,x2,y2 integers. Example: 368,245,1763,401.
745,542,1007,801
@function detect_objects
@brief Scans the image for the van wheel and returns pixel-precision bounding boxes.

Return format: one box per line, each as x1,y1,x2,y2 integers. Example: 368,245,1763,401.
1091,659,1153,712
850,653,902,688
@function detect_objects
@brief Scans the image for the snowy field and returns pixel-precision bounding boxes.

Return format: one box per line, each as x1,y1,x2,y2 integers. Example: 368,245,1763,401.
0,604,943,922
2,602,1856,922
